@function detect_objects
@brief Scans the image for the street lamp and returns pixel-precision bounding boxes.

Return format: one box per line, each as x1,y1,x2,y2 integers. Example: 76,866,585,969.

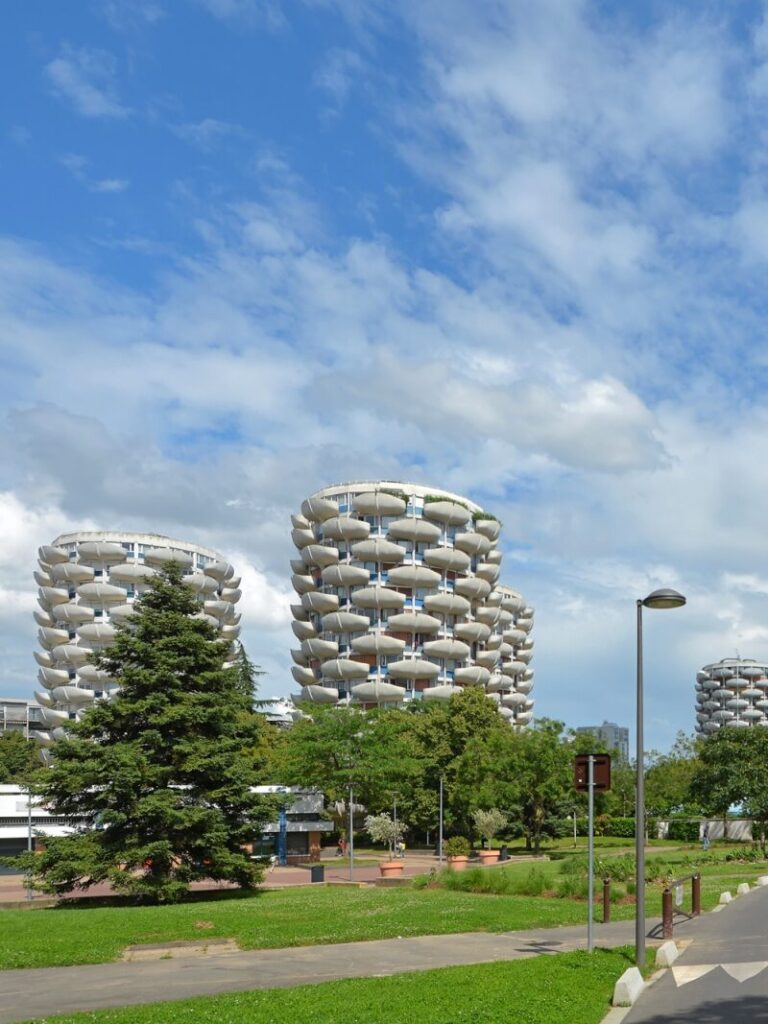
635,588,686,968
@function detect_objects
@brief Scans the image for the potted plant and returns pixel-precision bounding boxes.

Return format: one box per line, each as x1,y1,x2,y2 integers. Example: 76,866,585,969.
364,813,407,877
444,836,471,870
473,809,507,864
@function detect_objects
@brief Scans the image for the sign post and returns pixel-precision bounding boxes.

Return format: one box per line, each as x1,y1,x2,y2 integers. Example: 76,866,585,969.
574,754,612,953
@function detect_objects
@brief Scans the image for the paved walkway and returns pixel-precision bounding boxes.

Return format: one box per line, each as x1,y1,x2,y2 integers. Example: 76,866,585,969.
625,883,768,1023
0,915,682,1023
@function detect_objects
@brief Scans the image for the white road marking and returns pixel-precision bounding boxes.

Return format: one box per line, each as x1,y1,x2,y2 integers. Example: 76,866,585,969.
672,962,768,987
672,965,717,986
721,962,768,983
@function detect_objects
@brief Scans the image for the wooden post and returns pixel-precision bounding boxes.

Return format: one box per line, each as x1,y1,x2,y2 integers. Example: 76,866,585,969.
692,873,701,917
662,887,673,939
602,878,611,923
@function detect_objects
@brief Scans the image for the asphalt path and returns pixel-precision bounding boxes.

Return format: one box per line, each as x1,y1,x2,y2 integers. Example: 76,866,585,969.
625,883,768,1023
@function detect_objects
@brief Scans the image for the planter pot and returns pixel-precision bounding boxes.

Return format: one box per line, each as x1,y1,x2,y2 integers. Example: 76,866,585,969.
446,855,470,871
379,860,405,877
477,849,500,865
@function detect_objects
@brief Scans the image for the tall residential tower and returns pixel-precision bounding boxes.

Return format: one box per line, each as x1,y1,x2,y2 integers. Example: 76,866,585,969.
290,482,534,726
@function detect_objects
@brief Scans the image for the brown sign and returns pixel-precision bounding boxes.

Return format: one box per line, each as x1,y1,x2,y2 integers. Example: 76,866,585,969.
573,754,611,792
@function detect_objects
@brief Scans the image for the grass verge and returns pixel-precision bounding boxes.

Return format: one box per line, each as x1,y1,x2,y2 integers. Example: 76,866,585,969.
18,948,635,1024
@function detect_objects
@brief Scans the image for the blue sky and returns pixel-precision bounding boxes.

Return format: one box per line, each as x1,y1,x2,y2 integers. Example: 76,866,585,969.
4,0,768,752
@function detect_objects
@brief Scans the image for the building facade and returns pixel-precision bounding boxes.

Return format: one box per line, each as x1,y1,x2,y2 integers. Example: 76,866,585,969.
696,658,768,735
0,698,44,738
575,721,630,762
290,481,534,726
34,532,241,746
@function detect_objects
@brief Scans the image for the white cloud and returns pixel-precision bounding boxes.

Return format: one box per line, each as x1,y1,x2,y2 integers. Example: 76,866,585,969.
45,45,130,119
60,153,130,193
172,119,243,150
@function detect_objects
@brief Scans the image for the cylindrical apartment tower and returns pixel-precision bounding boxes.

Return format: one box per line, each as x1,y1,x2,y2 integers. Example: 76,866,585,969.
290,482,534,726
34,532,241,745
695,658,768,735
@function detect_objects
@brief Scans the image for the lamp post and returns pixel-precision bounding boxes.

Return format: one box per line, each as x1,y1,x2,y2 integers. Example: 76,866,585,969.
635,588,686,968
438,775,444,864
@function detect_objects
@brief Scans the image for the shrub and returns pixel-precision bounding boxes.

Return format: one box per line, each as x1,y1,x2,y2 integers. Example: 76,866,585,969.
472,511,499,523
667,820,700,843
472,808,507,845
605,817,636,838
445,836,471,858
364,813,406,858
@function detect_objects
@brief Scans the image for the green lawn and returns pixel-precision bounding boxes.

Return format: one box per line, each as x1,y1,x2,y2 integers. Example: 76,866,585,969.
0,886,591,970
18,949,635,1024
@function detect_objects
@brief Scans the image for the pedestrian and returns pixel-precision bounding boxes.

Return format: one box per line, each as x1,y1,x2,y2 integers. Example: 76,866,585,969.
702,824,710,851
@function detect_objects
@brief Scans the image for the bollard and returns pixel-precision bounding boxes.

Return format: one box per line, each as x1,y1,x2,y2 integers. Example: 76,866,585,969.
662,887,673,939
692,873,701,916
603,878,611,923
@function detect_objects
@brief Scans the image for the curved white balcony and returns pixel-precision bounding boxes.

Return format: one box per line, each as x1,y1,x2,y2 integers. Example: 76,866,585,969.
34,570,53,587
107,563,156,584
515,617,534,633
301,637,339,660
387,565,441,589
485,673,504,692
220,624,241,641
423,684,462,701
515,678,534,694
39,544,69,565
183,571,218,594
712,667,734,680
203,600,230,619
454,621,491,643
321,516,370,542
78,622,118,644
38,626,70,649
726,698,749,711
454,666,490,687
743,688,764,700
454,577,491,601
77,582,127,604
352,586,405,611
292,620,317,641
712,688,734,701
38,666,70,687
517,649,534,664
142,548,193,569
301,496,340,523
301,591,339,614
299,684,339,704
388,518,441,543
474,606,500,626
521,667,534,681
320,658,369,681
34,689,54,707
321,611,370,634
702,721,720,732
322,564,370,587
351,680,405,703
423,592,470,616
220,587,242,603
351,538,405,564
301,544,340,569
109,604,138,624
386,611,441,634
34,651,53,668
476,562,500,584
50,563,95,585
498,706,515,720
504,628,528,646
453,532,491,556
424,547,471,573
501,660,527,677
740,666,766,679
52,644,92,667
291,513,311,529
702,700,720,711
78,664,114,685
291,573,318,595
501,691,527,708
473,519,501,541
485,634,502,650
291,602,309,621
350,491,406,517
51,685,96,706
514,711,533,725
696,671,711,683
388,658,439,680
475,649,500,669
291,665,317,685
76,541,127,563
192,612,221,629
729,677,750,689
500,592,525,613
498,643,514,659
291,527,316,549
486,550,503,565
41,706,70,726
203,560,232,582
351,634,405,656
291,649,309,667
422,500,472,526
38,586,70,606
422,638,470,660
742,708,765,720
52,603,94,625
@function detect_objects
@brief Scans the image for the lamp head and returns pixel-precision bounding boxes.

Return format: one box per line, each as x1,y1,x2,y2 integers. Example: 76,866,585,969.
642,588,686,610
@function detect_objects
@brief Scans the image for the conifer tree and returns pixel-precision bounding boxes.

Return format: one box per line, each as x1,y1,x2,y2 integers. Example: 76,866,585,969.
22,563,277,903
